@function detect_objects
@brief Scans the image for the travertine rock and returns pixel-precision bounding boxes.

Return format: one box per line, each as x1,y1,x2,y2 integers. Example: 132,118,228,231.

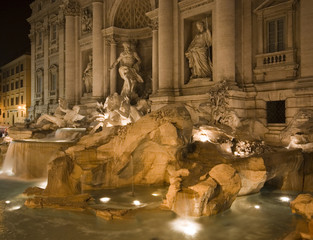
263,149,304,191
291,194,313,220
165,164,241,217
24,194,91,210
231,157,267,196
43,155,82,196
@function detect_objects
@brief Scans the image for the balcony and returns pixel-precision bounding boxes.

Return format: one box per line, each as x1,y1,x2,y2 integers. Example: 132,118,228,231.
254,49,298,82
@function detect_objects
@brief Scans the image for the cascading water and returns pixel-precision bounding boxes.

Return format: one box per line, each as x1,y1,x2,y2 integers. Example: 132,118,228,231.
1,140,74,179
0,128,85,179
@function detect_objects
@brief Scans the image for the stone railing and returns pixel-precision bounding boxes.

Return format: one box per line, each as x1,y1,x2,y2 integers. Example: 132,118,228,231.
255,49,296,68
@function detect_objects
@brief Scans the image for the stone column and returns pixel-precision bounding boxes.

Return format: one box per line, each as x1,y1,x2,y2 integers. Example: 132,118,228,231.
300,0,313,77
65,15,76,104
215,0,236,83
43,19,49,107
57,13,65,100
256,14,263,54
29,27,36,107
64,0,80,105
110,38,117,94
158,0,173,94
152,21,158,94
92,1,104,98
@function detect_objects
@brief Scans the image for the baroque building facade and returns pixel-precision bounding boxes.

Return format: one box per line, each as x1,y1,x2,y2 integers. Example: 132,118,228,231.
0,54,31,126
27,0,313,144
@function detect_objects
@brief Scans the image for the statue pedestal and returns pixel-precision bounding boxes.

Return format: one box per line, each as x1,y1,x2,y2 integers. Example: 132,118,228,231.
181,77,214,95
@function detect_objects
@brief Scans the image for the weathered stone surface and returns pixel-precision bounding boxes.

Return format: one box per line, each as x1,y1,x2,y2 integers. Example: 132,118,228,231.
86,104,193,188
43,155,82,196
231,157,267,196
165,164,241,217
263,149,304,191
23,187,45,196
24,194,91,210
291,194,313,220
7,127,33,140
95,209,130,220
205,164,241,215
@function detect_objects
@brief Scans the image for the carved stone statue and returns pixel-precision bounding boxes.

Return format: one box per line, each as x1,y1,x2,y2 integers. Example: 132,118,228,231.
81,8,92,33
82,54,93,94
36,99,85,128
185,21,212,81
109,42,144,98
90,93,143,133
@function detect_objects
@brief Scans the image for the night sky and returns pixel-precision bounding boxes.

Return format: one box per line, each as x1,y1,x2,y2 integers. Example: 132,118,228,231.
0,0,33,66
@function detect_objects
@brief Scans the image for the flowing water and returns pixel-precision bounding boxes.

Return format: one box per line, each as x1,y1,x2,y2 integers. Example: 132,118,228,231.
0,178,301,240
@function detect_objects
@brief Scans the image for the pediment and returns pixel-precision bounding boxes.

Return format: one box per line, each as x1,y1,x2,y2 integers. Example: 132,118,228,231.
254,0,293,13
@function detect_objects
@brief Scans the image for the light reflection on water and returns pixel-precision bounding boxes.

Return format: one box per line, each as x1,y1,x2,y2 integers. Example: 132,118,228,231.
0,178,300,240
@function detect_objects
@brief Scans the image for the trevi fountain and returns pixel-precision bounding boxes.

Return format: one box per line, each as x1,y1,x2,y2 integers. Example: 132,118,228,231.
1,0,313,238
0,77,313,239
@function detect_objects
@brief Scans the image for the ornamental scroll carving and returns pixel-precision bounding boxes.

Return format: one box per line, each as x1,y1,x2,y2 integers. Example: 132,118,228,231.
63,0,81,16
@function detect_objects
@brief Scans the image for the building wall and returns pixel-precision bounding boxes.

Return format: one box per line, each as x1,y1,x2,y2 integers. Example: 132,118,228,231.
27,0,313,144
0,55,31,126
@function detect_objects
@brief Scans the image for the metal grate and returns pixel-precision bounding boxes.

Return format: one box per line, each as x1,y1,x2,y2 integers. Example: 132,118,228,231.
266,101,286,124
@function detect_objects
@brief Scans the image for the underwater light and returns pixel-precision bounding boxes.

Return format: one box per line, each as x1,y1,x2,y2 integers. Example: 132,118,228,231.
7,205,21,211
5,200,11,204
152,193,160,196
254,205,260,209
170,218,202,237
100,197,111,203
280,196,290,202
133,200,141,206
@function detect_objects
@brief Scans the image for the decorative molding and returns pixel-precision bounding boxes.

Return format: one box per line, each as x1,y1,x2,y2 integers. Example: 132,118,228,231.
178,0,213,13
102,26,152,42
146,9,158,30
63,0,81,16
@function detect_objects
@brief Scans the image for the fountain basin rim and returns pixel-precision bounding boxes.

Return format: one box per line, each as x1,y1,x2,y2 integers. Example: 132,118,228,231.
13,139,75,143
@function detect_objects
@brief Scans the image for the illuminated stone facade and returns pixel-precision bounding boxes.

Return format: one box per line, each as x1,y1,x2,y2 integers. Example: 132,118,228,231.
0,54,31,126
27,0,313,144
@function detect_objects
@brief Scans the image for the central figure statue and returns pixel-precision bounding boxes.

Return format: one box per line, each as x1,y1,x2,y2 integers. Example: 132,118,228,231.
110,42,144,98
185,20,212,81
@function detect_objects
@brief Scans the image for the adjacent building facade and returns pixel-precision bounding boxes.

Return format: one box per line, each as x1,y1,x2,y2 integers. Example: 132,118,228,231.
27,0,313,144
0,54,31,126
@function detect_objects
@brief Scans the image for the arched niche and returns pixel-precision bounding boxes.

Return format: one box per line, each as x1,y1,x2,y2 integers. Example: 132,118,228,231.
105,0,153,96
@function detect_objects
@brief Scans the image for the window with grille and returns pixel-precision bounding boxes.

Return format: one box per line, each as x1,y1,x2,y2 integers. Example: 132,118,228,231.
267,101,286,124
268,18,285,53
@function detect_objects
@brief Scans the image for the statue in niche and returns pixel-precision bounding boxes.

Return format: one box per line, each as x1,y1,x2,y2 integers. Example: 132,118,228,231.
82,54,93,94
36,98,85,128
185,20,212,81
81,8,92,33
109,42,144,99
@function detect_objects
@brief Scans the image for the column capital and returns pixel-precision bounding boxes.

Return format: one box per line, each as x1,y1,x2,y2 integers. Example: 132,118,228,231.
62,0,81,16
149,19,158,30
